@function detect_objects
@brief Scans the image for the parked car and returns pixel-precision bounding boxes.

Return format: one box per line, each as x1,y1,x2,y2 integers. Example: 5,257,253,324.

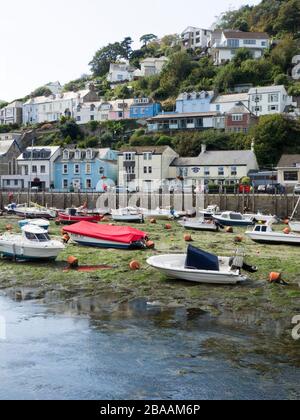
257,185,267,194
294,184,300,195
266,183,286,194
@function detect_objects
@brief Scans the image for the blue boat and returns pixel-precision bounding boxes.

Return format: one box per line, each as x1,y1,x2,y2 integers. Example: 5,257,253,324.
213,212,255,227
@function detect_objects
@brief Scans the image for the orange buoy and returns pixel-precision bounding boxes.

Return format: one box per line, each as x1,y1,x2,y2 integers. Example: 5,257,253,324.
146,240,155,249
225,226,234,233
234,235,243,243
165,224,172,230
184,234,192,242
67,256,79,268
283,219,290,225
150,218,157,224
269,272,281,283
6,224,13,231
283,227,291,235
130,260,140,270
102,216,110,222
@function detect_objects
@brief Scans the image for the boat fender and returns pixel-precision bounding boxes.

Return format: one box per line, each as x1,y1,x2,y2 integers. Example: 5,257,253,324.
184,234,193,242
165,224,172,230
283,219,290,225
283,228,291,235
146,241,155,249
268,272,288,285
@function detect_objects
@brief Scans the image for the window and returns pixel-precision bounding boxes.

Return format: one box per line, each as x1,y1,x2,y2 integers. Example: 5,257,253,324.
284,171,298,181
218,167,224,176
243,39,256,45
75,150,81,160
204,167,210,176
74,164,80,174
227,39,239,48
90,115,95,121
62,164,68,174
143,153,152,160
143,167,152,174
148,166,152,174
86,149,92,160
231,166,237,176
124,153,134,161
268,105,279,112
90,104,95,111
40,165,46,174
32,165,37,174
261,41,267,46
86,179,92,189
269,93,279,103
63,150,69,160
144,166,147,174
76,116,81,122
63,179,68,189
216,105,221,112
232,114,243,121
14,180,18,186
126,166,135,174
252,94,262,102
24,165,29,176
99,167,104,174
252,106,262,113
86,163,91,174
118,112,123,118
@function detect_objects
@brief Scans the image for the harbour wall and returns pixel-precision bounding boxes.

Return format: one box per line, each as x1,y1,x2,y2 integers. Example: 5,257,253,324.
0,191,299,218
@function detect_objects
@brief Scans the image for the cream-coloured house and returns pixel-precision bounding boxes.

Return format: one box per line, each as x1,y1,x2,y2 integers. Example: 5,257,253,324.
169,145,258,186
135,57,168,78
118,146,178,192
277,155,300,187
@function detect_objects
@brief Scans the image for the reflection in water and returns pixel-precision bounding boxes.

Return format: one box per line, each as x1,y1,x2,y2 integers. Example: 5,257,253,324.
0,291,299,400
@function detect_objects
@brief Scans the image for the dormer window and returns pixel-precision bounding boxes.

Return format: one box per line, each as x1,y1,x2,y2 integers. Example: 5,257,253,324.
75,150,81,160
86,149,92,160
63,150,69,160
90,104,96,112
77,105,82,112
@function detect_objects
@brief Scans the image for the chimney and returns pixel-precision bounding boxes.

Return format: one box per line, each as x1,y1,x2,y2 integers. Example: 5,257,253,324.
201,143,207,154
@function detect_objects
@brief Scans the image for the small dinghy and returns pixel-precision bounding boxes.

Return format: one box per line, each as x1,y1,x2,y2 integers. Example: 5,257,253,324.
179,218,220,232
246,223,300,245
142,207,179,220
63,221,147,249
18,219,50,231
147,245,252,285
57,208,103,224
0,225,65,261
244,211,278,224
213,211,254,227
111,207,144,223
14,205,57,220
199,205,220,219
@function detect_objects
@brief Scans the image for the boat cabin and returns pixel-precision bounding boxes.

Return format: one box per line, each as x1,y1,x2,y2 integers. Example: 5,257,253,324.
221,212,243,220
23,226,50,242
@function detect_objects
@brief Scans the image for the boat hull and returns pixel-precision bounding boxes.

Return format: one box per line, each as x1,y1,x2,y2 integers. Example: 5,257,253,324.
147,255,246,285
69,233,144,249
112,215,144,223
246,232,300,245
179,221,218,232
15,209,56,220
213,217,253,227
289,221,300,233
0,242,63,260
57,213,102,224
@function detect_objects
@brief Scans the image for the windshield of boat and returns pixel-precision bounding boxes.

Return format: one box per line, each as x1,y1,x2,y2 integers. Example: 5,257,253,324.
230,213,242,220
25,232,50,242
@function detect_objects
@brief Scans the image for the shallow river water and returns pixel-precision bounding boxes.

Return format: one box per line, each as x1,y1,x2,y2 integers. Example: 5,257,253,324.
0,292,299,400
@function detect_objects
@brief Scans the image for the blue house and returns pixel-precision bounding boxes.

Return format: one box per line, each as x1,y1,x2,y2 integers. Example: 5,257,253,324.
176,91,215,113
130,98,161,119
54,148,118,192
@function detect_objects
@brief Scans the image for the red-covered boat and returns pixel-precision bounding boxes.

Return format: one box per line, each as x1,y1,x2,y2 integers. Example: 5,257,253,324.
63,221,147,249
57,209,103,225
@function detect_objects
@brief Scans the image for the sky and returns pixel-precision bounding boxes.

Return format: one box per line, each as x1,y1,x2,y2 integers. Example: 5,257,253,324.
0,0,261,102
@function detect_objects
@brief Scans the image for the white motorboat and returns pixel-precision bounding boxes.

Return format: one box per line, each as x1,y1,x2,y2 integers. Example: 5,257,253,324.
18,219,50,231
14,205,57,219
199,205,220,219
111,207,144,223
142,207,179,220
4,203,26,214
244,211,278,224
289,221,300,233
147,246,248,285
0,225,65,261
246,224,300,245
179,218,220,232
213,211,254,227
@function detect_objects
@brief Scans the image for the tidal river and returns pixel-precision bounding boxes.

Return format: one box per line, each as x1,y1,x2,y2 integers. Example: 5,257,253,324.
0,292,299,400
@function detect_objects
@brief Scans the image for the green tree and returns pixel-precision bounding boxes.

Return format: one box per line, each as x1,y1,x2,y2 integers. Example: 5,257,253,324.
89,42,125,77
274,0,300,35
140,34,158,47
121,37,134,59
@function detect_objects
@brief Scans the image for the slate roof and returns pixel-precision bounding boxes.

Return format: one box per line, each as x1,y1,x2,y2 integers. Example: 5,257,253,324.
171,150,257,166
277,155,300,168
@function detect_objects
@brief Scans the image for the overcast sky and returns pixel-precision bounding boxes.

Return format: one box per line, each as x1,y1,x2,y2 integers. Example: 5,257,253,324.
0,0,260,102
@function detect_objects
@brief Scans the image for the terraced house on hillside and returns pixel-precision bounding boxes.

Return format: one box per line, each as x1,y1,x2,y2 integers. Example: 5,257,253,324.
54,148,117,192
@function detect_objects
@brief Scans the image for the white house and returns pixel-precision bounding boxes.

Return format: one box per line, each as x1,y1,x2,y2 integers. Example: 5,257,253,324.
118,146,178,192
181,27,211,50
211,93,250,114
169,145,259,186
0,101,23,125
23,85,99,125
212,30,269,65
107,61,136,84
1,146,61,190
135,57,168,77
248,85,296,116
